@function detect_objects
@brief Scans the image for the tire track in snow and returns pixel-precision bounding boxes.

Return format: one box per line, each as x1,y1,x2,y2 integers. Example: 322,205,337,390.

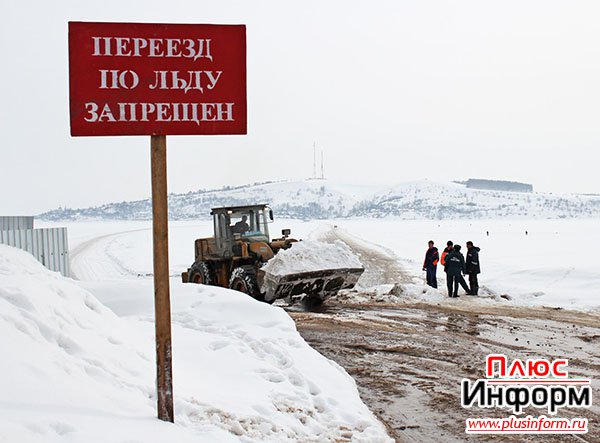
70,229,150,281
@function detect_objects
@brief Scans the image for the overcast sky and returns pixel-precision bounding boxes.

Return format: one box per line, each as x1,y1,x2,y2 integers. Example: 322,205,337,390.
2,0,600,214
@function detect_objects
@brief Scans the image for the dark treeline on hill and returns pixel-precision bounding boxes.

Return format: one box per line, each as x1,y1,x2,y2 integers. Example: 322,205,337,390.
40,180,600,221
465,179,533,193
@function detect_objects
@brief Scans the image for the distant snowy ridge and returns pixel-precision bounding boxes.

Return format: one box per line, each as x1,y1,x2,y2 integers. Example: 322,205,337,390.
352,181,600,219
40,180,600,221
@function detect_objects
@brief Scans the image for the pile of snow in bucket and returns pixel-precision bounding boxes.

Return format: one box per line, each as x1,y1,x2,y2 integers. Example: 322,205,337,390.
262,239,363,275
0,245,390,442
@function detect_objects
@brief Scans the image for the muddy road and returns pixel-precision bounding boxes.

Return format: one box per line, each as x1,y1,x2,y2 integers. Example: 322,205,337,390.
286,228,600,442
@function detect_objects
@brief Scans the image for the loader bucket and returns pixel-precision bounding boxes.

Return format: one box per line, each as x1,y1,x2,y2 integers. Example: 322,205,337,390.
259,267,364,303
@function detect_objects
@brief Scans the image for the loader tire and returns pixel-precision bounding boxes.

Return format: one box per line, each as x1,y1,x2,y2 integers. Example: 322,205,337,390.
302,295,324,309
189,261,214,285
229,265,264,301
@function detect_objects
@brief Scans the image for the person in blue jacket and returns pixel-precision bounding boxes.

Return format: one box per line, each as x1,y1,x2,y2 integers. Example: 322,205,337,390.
423,240,439,288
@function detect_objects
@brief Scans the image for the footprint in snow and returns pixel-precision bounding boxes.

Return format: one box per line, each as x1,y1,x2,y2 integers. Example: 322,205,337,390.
286,370,305,388
260,371,286,383
258,321,279,328
50,422,76,436
107,336,122,345
306,380,321,396
209,340,230,351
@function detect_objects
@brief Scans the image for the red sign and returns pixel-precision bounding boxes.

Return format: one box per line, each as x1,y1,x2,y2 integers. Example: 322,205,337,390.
69,22,246,136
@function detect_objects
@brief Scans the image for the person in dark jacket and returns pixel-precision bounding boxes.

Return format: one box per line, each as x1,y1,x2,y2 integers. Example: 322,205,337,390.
232,215,250,234
466,241,481,295
445,244,470,297
441,240,454,294
422,240,439,288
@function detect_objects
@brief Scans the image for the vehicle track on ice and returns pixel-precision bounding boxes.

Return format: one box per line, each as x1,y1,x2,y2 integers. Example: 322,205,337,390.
288,228,600,443
70,228,150,281
290,304,600,443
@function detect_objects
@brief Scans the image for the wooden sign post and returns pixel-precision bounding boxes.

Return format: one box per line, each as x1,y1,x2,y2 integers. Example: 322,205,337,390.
150,135,173,421
68,22,247,422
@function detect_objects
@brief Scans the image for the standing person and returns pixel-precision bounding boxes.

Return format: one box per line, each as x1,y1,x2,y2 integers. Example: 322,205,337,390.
441,240,453,268
445,244,470,297
441,240,453,294
465,241,481,295
422,240,439,288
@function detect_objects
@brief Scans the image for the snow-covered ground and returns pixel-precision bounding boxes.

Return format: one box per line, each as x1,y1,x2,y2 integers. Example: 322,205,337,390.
0,243,392,442
45,217,600,311
9,216,595,441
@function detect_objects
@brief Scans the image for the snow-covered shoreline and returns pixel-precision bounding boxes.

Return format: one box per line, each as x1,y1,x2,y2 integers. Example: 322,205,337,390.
39,179,600,221
44,218,600,312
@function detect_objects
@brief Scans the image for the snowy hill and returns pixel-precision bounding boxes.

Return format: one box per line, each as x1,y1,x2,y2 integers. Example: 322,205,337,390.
353,181,600,219
39,180,600,221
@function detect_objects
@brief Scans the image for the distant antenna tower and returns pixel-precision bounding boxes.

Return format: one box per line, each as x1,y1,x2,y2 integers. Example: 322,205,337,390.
313,142,317,179
320,149,324,179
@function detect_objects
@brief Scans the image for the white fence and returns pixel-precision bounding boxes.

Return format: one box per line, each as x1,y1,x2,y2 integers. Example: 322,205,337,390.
0,227,70,277
0,216,34,231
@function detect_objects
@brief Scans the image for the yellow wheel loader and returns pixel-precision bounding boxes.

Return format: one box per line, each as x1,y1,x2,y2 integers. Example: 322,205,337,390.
182,204,363,305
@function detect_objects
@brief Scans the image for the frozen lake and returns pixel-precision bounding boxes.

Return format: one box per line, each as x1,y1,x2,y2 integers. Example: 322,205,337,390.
41,217,600,311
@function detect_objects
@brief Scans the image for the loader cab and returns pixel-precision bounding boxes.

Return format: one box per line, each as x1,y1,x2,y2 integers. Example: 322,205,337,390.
211,204,272,257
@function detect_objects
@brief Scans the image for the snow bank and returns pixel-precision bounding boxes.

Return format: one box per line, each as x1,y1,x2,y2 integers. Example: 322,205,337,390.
0,245,390,442
0,245,232,443
262,239,363,276
169,284,390,442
